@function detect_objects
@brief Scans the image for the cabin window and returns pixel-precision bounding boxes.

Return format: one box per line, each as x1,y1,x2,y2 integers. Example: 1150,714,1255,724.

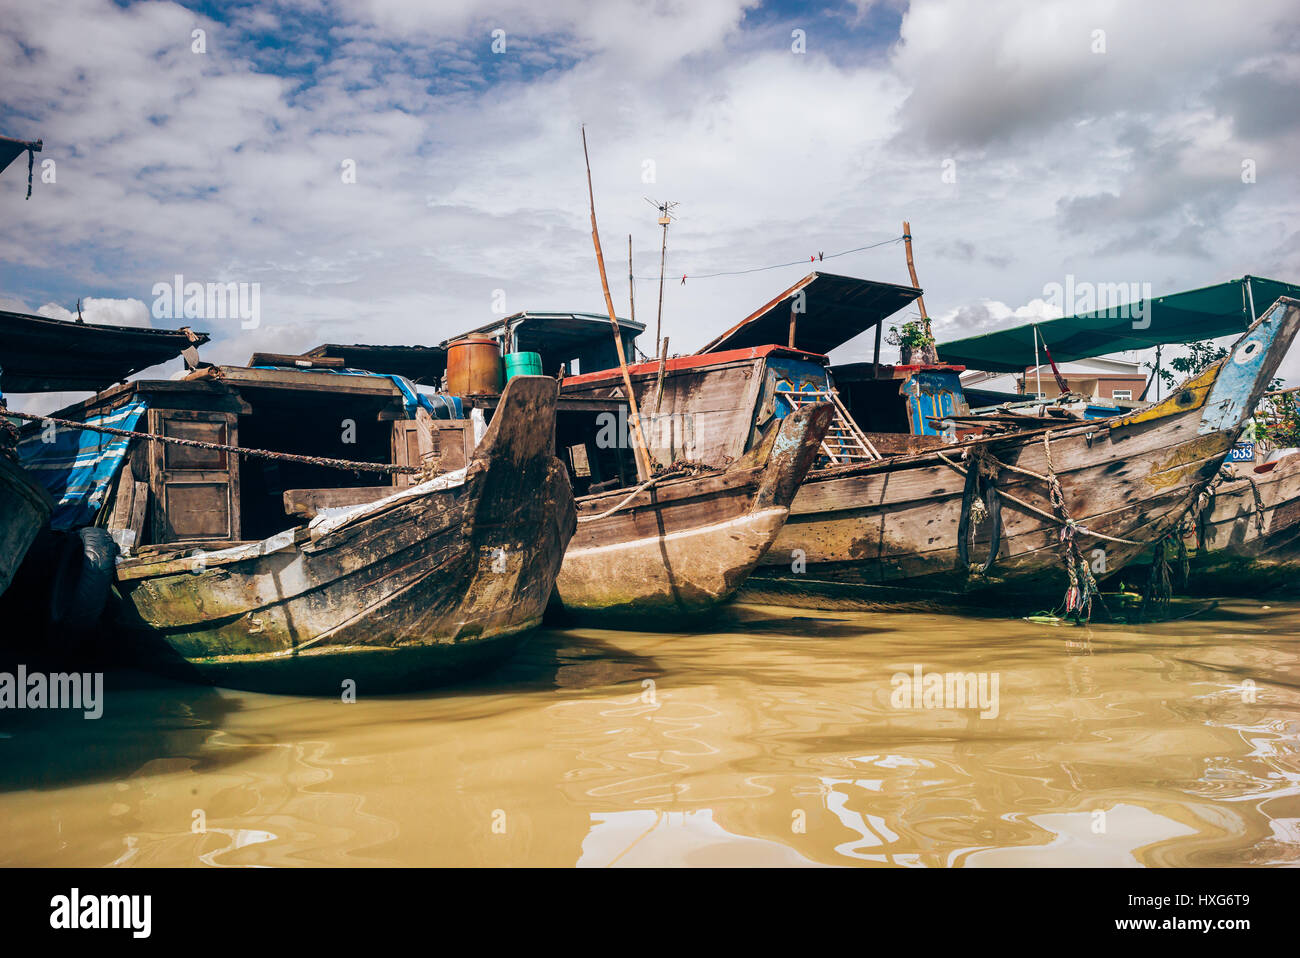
836,379,911,434
235,388,396,542
555,406,636,495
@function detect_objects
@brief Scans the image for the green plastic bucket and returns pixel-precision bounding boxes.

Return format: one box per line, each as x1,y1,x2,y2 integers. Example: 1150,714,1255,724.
503,351,544,381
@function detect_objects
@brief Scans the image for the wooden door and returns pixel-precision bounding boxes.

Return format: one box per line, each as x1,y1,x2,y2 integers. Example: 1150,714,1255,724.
148,409,240,544
392,410,473,487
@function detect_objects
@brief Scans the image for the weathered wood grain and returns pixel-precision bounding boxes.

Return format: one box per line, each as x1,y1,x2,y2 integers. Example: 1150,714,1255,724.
114,375,577,693
758,299,1300,594
553,402,832,617
1191,453,1300,562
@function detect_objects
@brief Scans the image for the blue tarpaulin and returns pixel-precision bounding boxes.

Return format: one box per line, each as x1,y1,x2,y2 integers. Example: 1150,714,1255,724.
250,366,463,419
17,397,148,530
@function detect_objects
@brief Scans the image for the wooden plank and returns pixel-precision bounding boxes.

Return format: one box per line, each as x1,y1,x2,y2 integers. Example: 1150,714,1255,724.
105,463,137,532
125,480,149,554
212,365,400,396
464,395,628,414
283,486,394,519
248,352,346,369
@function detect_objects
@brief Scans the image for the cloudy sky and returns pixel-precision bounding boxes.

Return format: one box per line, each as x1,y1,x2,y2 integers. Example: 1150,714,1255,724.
3,0,1299,392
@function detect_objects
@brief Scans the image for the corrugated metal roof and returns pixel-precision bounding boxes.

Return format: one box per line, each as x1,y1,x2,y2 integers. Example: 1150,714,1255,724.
696,272,922,355
0,309,208,393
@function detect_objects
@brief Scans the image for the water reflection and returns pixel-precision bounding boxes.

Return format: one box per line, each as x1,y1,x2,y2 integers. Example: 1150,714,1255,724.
1,599,1298,866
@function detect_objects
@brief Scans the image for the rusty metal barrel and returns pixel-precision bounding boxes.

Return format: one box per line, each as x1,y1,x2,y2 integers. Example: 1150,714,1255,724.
446,335,502,395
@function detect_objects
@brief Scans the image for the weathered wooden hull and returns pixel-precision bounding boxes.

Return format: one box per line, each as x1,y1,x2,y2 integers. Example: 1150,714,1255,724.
1191,455,1300,560
755,297,1300,597
0,455,52,598
1145,453,1300,593
554,403,832,618
115,376,577,693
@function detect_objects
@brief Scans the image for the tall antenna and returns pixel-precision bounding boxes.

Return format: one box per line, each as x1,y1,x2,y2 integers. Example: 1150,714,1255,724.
628,234,636,327
645,196,678,358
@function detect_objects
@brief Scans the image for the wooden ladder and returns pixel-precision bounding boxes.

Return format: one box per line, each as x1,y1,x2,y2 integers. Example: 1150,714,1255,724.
777,387,881,463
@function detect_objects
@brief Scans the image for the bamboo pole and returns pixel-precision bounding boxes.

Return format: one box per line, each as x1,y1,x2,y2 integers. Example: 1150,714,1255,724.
653,336,669,414
902,220,940,368
582,127,653,480
902,220,928,321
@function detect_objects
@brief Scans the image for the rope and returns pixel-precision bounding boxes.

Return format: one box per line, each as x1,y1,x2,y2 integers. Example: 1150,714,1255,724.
6,409,422,475
955,446,1001,574
0,399,20,461
935,448,1139,546
1244,474,1268,535
1190,466,1230,550
1041,431,1109,621
576,470,686,522
634,236,903,283
939,430,1133,621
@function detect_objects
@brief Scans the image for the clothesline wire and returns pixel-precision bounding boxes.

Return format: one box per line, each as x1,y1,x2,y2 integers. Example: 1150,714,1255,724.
631,235,904,282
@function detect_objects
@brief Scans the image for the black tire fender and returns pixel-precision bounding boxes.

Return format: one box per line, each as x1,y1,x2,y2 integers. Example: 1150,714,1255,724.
49,527,118,632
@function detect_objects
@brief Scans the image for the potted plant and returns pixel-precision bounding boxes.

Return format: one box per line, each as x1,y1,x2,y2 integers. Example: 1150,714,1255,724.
886,320,938,365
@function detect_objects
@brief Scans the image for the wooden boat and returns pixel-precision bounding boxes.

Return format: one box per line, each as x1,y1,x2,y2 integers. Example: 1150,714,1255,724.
564,273,1300,606
1194,453,1300,559
1141,452,1300,593
755,297,1300,597
0,454,52,596
427,310,835,619
937,274,1300,598
553,402,832,617
39,366,579,693
0,307,208,600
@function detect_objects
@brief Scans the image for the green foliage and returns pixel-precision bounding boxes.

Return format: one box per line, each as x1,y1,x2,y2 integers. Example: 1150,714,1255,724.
886,320,935,350
1257,390,1300,448
1143,340,1229,391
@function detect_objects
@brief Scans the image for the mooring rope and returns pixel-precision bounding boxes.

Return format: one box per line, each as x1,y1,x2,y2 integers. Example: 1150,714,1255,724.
1040,431,1109,621
935,447,1139,546
5,408,422,475
576,470,687,522
1243,474,1268,535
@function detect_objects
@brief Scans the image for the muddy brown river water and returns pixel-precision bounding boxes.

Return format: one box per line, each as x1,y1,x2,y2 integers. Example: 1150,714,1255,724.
1,599,1298,867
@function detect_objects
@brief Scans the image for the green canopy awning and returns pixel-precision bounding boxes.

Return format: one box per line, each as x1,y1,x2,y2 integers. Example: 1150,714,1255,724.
937,276,1300,373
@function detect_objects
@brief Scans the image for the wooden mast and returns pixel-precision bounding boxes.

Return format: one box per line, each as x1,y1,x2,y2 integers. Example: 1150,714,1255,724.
902,220,937,363
582,127,653,480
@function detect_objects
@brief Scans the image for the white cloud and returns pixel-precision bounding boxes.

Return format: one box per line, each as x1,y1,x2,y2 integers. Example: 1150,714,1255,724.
35,296,152,328
1,0,1297,387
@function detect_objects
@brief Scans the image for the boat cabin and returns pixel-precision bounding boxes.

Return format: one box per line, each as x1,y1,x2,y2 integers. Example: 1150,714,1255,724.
451,311,645,378
558,272,980,470
20,360,475,557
